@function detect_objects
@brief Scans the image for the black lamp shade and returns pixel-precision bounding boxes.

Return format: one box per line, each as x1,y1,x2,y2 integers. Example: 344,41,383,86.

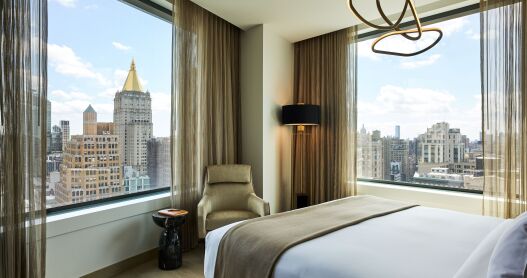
282,104,320,125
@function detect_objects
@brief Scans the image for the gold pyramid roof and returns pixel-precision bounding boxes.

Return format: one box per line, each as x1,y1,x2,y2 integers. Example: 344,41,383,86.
122,59,143,92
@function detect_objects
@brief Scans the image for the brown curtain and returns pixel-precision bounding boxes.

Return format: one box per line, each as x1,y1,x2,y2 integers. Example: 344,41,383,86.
481,0,527,218
291,27,358,207
171,0,240,250
0,0,47,277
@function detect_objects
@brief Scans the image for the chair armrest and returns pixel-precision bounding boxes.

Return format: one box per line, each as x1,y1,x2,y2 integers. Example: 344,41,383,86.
197,194,212,239
247,193,270,217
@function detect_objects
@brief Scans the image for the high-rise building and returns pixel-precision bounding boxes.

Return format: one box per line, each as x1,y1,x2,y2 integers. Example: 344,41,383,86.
357,126,384,179
123,166,150,193
417,122,466,164
395,125,400,139
383,137,410,181
49,125,63,153
83,104,97,135
113,60,153,176
55,105,123,205
147,137,172,188
60,120,70,151
46,100,52,153
46,153,62,174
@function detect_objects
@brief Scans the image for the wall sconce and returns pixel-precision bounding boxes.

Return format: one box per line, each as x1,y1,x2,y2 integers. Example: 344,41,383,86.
281,104,320,132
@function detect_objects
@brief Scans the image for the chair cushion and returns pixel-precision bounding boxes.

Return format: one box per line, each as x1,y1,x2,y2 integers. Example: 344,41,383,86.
208,164,251,184
206,210,259,231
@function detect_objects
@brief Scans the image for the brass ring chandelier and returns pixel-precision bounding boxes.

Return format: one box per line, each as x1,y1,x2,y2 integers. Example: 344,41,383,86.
348,0,443,57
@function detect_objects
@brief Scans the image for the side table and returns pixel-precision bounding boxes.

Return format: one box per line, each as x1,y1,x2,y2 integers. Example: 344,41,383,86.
152,210,188,270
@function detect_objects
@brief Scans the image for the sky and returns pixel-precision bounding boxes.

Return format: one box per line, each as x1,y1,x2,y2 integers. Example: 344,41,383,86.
357,13,481,141
48,1,481,141
48,0,172,137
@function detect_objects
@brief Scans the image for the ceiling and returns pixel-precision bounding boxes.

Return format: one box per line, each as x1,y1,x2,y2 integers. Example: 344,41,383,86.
184,0,477,42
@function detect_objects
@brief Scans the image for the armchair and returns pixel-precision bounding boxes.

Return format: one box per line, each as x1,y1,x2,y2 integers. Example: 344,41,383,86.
197,164,269,238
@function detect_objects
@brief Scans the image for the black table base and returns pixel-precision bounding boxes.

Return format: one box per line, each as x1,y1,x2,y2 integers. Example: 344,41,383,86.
153,212,186,270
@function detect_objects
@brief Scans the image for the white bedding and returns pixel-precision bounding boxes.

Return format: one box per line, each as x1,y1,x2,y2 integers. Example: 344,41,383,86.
205,206,505,278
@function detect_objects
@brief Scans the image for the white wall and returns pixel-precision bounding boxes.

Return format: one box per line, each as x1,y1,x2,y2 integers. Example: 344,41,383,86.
240,25,264,197
261,27,294,213
46,194,170,277
240,24,294,213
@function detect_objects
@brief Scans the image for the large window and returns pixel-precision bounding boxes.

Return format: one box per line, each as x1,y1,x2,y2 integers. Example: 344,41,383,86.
46,0,171,209
357,13,483,192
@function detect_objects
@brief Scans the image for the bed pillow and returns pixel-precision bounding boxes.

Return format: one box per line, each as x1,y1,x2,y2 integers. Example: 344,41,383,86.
487,211,527,278
454,220,512,278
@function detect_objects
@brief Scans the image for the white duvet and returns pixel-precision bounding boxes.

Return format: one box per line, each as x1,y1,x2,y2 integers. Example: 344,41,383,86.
205,206,505,278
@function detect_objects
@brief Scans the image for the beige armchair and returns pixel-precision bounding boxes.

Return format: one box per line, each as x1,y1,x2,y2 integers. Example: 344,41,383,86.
198,164,269,238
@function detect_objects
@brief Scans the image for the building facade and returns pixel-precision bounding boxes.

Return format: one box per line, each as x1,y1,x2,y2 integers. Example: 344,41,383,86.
55,105,123,205
357,126,384,180
60,120,70,151
46,100,51,154
113,60,153,176
147,137,172,188
383,137,410,181
417,122,466,164
49,125,63,153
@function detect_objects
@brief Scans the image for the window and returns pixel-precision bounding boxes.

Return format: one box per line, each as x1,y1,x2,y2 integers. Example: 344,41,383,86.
46,0,172,209
357,13,483,192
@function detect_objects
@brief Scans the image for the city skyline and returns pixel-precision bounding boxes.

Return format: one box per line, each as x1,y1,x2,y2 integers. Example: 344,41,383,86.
48,0,171,137
358,122,480,142
357,121,483,191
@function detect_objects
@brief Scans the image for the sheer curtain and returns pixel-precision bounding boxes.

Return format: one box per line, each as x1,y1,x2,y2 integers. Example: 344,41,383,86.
481,0,527,218
291,27,358,207
171,0,240,250
0,0,47,277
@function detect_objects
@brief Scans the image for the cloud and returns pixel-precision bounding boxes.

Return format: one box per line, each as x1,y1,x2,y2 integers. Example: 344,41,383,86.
112,42,131,51
432,17,469,37
51,89,93,101
400,54,441,69
150,92,171,112
51,99,91,114
48,44,109,85
359,85,456,116
84,4,98,10
54,0,76,7
465,29,480,40
358,40,381,61
98,87,120,99
355,86,485,140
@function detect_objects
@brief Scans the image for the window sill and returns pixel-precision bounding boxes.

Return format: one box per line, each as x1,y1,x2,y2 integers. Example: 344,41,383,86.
357,180,483,215
46,192,171,238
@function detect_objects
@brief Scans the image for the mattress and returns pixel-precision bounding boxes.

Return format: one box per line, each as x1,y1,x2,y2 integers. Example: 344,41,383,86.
205,206,505,278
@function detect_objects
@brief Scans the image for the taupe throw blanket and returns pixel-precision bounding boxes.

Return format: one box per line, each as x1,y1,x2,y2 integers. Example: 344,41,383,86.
214,195,417,278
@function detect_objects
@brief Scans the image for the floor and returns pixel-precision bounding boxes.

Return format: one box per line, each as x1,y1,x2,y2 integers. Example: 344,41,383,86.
113,245,205,278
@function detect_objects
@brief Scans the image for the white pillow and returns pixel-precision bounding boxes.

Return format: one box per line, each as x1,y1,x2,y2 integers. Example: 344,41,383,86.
487,212,527,278
454,220,513,278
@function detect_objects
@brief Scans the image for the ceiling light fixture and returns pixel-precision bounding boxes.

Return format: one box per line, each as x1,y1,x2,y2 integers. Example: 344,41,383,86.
348,0,443,57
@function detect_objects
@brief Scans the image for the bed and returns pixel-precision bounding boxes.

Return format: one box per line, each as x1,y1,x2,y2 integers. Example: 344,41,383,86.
204,196,508,278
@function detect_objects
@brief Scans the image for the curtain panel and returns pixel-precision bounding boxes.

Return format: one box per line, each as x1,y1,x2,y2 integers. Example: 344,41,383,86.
291,27,358,207
481,0,527,218
0,0,47,277
171,0,240,250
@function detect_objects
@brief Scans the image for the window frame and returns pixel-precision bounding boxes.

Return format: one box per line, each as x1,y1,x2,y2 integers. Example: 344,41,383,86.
47,2,483,214
356,3,483,195
46,0,173,215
